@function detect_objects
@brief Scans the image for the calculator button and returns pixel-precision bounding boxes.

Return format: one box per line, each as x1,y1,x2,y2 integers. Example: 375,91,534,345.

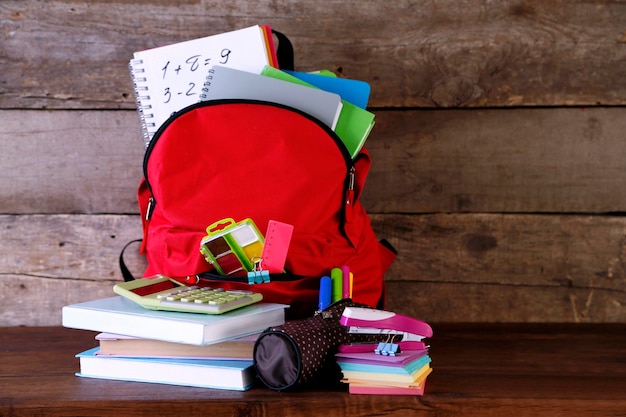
158,287,263,314
156,292,173,299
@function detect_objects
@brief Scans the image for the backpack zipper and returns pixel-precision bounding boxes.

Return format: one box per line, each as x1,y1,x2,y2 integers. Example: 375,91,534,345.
346,166,356,206
194,271,313,284
145,196,155,221
142,99,355,221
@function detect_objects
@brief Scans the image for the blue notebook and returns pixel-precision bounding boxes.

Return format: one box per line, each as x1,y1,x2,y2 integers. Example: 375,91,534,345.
284,70,371,109
77,347,256,391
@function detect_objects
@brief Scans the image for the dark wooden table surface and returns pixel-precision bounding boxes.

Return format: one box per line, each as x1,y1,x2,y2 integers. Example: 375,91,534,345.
1,324,625,416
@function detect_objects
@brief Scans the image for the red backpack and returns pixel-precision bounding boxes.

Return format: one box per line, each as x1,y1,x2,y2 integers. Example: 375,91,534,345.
127,99,396,319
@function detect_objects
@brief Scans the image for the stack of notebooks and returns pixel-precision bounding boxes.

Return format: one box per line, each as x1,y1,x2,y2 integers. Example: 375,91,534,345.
335,343,433,395
62,296,287,391
130,24,375,157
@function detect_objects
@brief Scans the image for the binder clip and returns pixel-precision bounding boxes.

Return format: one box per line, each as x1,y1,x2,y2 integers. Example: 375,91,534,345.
374,334,402,356
339,307,433,356
247,258,270,284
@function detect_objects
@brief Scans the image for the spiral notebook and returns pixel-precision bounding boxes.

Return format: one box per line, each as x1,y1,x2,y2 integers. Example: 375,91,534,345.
129,25,277,147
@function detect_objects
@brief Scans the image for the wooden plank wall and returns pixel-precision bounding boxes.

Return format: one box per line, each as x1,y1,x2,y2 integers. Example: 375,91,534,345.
1,0,625,325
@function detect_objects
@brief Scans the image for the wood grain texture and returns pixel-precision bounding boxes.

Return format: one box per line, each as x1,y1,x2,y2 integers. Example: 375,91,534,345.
364,107,626,213
1,325,625,416
376,213,626,323
2,213,625,325
0,110,143,214
3,107,626,215
1,0,625,109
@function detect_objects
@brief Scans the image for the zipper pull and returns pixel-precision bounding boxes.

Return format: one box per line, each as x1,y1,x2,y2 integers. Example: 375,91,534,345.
344,166,356,225
145,197,155,221
346,166,356,206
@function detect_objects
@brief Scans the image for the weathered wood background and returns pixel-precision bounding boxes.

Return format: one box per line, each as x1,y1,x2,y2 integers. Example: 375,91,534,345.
1,0,625,325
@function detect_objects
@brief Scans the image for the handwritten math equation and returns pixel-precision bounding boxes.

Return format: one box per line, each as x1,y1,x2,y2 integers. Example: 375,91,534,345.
160,48,232,104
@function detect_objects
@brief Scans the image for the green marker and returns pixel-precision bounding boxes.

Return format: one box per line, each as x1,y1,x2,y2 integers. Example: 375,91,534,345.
331,267,343,303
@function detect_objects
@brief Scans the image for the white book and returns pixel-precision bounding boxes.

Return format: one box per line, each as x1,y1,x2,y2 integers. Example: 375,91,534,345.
77,347,256,391
62,296,287,346
129,25,274,146
199,65,343,130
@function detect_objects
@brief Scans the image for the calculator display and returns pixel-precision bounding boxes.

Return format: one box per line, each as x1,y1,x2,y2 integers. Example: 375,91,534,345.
129,279,179,296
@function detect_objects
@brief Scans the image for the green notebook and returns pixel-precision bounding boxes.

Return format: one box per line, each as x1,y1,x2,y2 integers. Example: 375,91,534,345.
261,66,375,159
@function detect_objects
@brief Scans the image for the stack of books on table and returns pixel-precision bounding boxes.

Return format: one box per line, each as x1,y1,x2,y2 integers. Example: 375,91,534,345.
335,343,433,395
62,296,287,391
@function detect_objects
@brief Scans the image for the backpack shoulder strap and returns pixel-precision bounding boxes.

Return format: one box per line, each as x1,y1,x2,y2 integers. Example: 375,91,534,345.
119,239,142,282
272,30,294,71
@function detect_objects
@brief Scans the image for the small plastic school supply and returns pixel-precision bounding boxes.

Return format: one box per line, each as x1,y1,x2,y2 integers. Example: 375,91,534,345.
113,275,263,314
330,268,343,303
340,307,433,341
317,276,332,310
260,220,293,274
199,217,265,276
247,261,270,284
340,265,353,299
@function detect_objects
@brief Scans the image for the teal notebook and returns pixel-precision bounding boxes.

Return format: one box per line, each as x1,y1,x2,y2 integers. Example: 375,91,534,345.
260,66,375,158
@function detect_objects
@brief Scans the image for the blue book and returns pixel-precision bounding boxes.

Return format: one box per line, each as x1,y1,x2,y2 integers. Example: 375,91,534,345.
76,347,256,391
284,70,371,109
62,296,287,346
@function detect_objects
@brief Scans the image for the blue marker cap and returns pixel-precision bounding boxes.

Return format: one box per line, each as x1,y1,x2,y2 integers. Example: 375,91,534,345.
318,276,332,310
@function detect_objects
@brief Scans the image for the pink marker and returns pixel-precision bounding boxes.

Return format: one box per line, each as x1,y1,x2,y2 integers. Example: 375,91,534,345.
341,265,352,299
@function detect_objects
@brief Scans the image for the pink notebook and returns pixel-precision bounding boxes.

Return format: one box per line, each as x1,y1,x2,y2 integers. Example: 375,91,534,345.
348,384,426,396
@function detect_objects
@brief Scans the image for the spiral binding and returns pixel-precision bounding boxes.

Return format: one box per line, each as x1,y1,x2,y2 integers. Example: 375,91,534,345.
198,68,215,102
129,58,155,147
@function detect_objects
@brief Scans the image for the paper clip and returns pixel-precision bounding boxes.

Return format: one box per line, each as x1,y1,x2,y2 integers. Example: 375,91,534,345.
247,258,270,284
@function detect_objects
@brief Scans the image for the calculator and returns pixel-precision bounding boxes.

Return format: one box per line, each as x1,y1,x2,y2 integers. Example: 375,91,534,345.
113,275,263,314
